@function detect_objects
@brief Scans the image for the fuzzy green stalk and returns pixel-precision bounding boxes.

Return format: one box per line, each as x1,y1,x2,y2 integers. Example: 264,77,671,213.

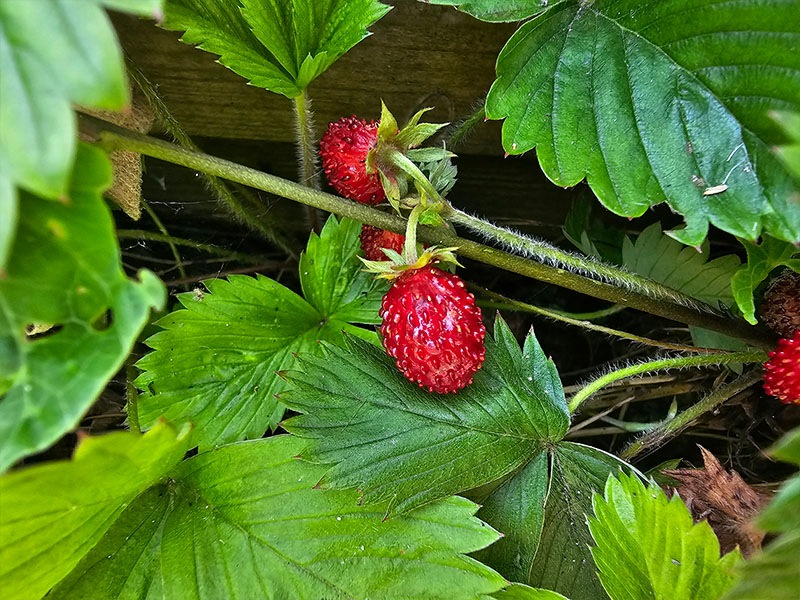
293,91,322,231
475,287,713,354
79,114,777,349
568,351,766,413
620,369,763,460
447,207,708,312
548,304,626,320
447,103,486,150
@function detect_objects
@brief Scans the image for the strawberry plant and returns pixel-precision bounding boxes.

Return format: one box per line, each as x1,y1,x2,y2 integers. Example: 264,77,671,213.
1,1,799,599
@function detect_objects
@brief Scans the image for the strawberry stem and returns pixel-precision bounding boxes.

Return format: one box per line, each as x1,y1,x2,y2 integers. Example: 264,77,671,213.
403,204,424,265
568,351,766,413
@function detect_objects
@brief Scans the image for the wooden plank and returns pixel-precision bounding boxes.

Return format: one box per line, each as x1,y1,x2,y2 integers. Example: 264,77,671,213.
113,0,517,155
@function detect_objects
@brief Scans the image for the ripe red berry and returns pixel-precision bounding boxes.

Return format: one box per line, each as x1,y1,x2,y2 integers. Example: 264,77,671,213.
360,225,405,261
380,264,486,394
319,116,385,205
763,330,800,404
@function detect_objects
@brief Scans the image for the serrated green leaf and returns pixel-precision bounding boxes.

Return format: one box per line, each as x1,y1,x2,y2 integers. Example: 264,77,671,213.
102,0,163,16
588,472,741,600
0,144,166,473
622,223,740,309
724,427,800,600
0,0,129,199
424,0,557,23
0,422,191,600
527,443,635,600
49,435,506,600
163,0,390,98
135,216,385,451
282,315,570,514
486,0,800,246
732,236,800,324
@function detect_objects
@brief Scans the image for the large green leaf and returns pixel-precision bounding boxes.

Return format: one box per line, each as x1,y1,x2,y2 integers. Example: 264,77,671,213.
135,216,386,450
0,144,166,473
588,472,741,600
424,0,554,23
731,236,800,324
725,427,800,600
102,0,164,16
486,0,800,246
0,422,191,600
162,0,391,98
0,0,134,200
492,584,571,600
0,170,14,269
49,435,506,600
283,315,569,513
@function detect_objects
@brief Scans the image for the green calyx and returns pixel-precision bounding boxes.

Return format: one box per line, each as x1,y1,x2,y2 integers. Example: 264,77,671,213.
366,101,450,208
359,203,461,280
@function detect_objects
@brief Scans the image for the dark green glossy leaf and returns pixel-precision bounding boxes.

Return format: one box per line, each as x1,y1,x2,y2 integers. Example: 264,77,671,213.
425,0,557,23
0,145,166,472
50,435,506,600
282,315,570,513
486,0,800,246
0,423,191,600
135,216,385,450
163,0,390,98
771,111,800,180
732,236,800,324
589,472,740,600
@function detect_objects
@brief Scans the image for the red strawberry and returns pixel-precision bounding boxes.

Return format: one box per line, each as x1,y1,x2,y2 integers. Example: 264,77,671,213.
380,264,485,394
763,330,800,404
319,116,385,205
360,225,405,261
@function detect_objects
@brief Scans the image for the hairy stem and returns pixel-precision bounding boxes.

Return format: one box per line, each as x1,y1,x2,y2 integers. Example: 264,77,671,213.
293,91,321,231
620,369,763,460
447,207,705,312
447,103,486,150
79,114,776,349
474,287,716,354
568,352,766,413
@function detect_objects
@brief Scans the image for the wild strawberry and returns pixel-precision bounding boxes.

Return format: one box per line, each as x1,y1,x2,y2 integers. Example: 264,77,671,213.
380,263,485,394
360,225,405,261
319,116,385,205
763,330,800,404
